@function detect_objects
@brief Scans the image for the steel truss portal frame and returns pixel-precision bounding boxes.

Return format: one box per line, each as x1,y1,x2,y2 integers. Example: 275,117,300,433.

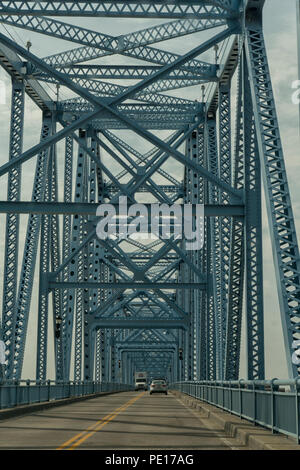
0,0,299,383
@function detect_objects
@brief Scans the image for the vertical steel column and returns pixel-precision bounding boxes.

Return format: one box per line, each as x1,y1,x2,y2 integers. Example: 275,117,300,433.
225,58,245,380
95,329,101,382
194,126,206,381
58,135,73,380
100,329,107,382
198,127,208,380
50,167,62,377
111,330,116,382
243,49,265,379
245,4,300,378
82,132,98,381
36,135,56,380
49,141,62,368
94,141,106,381
218,82,232,377
106,269,115,382
106,330,112,382
186,129,202,380
63,130,87,380
1,78,24,376
177,263,184,380
12,114,53,379
74,130,89,381
206,115,218,379
184,135,193,380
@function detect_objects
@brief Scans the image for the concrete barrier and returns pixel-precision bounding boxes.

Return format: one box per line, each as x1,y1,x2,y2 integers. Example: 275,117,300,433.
171,390,300,450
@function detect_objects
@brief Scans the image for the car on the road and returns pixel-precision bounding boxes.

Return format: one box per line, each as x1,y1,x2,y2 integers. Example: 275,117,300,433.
149,379,168,395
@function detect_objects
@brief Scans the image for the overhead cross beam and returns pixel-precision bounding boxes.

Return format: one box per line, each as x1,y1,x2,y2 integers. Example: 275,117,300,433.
0,1,239,18
0,27,242,202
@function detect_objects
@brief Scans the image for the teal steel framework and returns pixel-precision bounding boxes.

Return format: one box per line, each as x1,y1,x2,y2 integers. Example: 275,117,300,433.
0,0,299,384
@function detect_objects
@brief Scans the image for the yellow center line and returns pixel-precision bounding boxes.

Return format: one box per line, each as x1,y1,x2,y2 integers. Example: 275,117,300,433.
57,394,142,450
57,392,145,450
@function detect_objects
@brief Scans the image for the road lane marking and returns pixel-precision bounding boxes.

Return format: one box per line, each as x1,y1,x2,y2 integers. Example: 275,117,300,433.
57,392,145,450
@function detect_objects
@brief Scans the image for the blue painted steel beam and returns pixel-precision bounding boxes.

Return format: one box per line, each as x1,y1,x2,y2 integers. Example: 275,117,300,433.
11,115,54,379
0,2,239,18
0,14,226,55
0,28,243,202
245,1,300,378
92,320,188,329
39,65,217,80
1,78,24,377
48,281,207,290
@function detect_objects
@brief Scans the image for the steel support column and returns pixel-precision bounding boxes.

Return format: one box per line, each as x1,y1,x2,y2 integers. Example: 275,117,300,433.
1,78,24,375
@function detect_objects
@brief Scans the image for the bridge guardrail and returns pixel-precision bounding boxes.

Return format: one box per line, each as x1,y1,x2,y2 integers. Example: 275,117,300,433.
0,380,133,410
171,380,300,444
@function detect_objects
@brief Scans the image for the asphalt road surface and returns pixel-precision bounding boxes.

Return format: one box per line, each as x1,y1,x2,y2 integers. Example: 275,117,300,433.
0,391,248,450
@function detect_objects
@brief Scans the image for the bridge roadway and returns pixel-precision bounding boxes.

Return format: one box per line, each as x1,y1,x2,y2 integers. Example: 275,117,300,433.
0,391,250,450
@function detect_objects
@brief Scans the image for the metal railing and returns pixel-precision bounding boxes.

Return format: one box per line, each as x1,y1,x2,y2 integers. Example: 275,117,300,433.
0,380,133,410
171,380,300,444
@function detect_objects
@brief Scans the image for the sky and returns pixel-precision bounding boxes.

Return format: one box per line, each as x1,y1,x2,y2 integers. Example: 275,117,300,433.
0,0,299,380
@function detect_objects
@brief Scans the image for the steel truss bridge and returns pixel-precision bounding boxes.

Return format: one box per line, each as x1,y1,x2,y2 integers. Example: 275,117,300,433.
0,0,299,386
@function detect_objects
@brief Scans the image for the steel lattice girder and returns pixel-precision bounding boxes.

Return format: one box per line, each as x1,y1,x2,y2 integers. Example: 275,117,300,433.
1,78,24,376
224,57,245,380
0,15,227,54
0,0,299,383
244,0,300,378
38,65,217,80
0,2,240,18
